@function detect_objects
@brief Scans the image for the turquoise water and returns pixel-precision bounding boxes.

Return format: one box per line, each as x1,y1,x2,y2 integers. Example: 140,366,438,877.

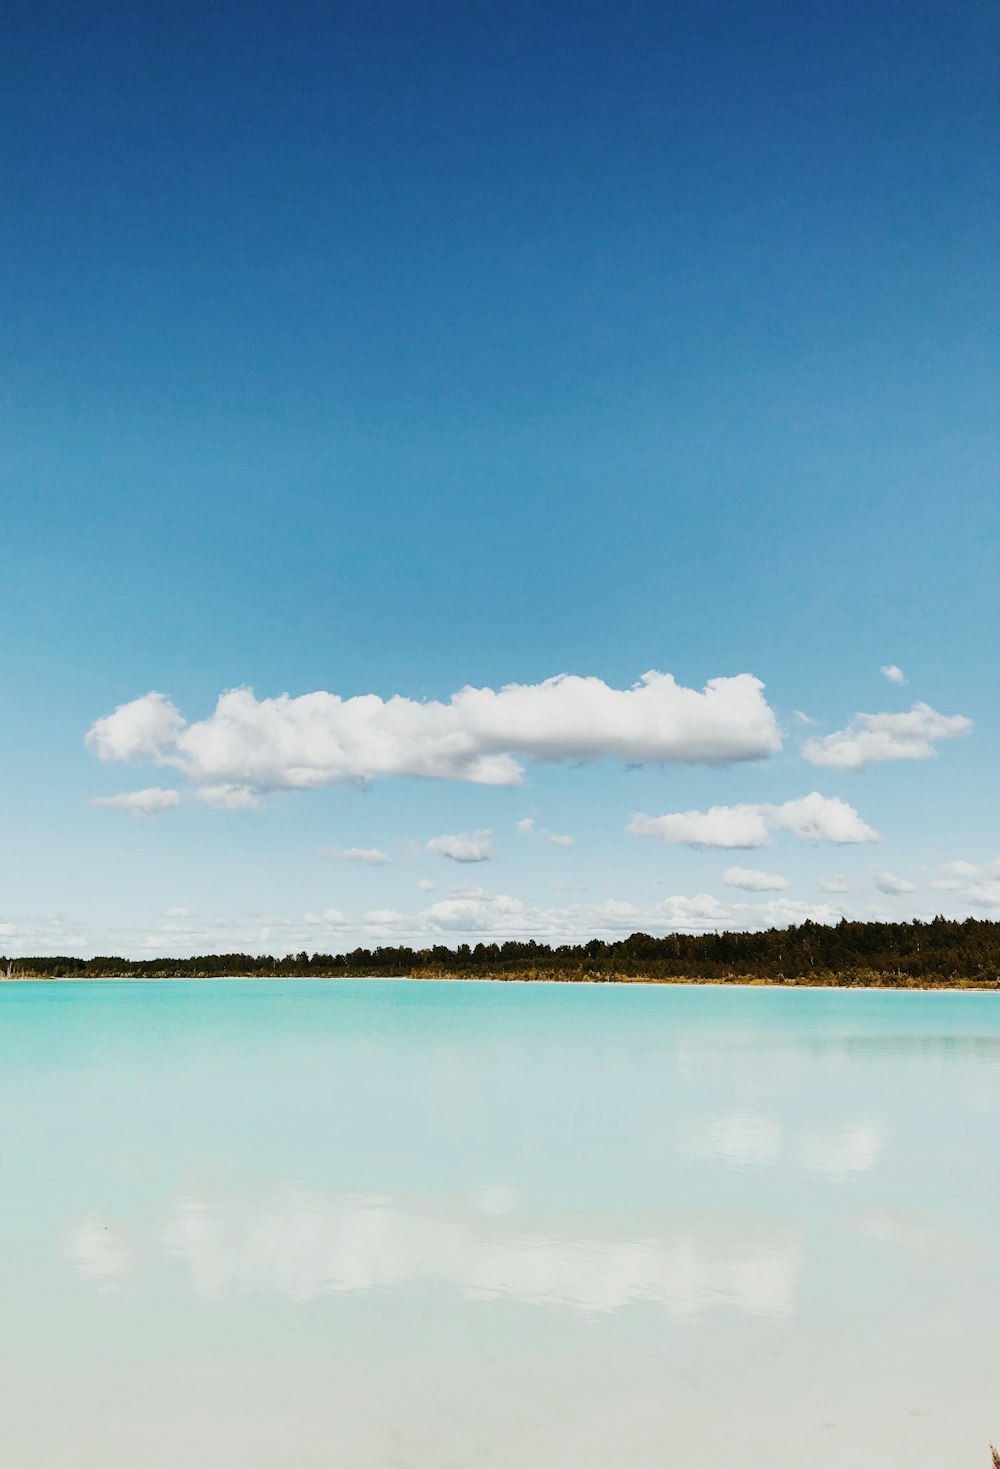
1,980,997,1467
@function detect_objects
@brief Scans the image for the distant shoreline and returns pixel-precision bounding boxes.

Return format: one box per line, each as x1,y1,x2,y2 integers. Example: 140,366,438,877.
2,972,997,990
5,919,997,988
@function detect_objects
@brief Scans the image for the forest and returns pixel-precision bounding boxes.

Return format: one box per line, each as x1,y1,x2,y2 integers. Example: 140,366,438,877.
3,917,999,985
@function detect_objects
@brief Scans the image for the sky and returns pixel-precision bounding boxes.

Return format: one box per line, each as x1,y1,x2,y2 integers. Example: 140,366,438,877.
2,0,997,957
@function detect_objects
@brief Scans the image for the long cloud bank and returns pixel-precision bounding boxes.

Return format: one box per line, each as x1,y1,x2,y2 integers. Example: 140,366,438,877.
85,670,781,800
11,867,997,958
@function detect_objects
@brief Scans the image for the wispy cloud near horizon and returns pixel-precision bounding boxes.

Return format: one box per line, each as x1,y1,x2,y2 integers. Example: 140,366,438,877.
90,787,182,819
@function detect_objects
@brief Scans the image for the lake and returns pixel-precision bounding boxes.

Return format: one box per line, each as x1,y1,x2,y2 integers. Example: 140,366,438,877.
1,979,997,1467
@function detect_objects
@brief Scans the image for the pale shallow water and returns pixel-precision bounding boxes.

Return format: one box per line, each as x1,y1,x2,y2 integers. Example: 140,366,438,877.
1,979,998,1468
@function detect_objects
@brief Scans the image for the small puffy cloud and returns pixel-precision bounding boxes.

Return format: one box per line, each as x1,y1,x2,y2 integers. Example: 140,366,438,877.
84,670,782,801
426,830,495,863
517,817,573,848
362,908,418,939
303,908,348,927
86,691,185,763
723,867,791,892
91,787,182,819
164,906,194,919
872,868,915,895
929,857,1000,912
880,665,906,685
629,805,772,849
628,793,878,849
422,894,524,931
318,846,392,866
793,710,817,725
774,793,878,843
818,874,852,893
803,703,971,771
195,783,262,810
416,879,435,892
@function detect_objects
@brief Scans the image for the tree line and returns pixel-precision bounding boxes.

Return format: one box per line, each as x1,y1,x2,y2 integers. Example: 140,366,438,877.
3,917,1000,985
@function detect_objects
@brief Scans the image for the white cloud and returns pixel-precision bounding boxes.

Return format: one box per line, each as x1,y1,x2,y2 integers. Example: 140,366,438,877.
792,710,817,725
164,907,194,919
0,912,93,953
803,702,971,771
90,787,182,819
629,805,772,848
303,908,348,927
0,883,863,960
929,857,1000,912
655,894,842,930
363,908,409,932
872,868,915,895
84,670,782,799
353,890,843,944
416,879,435,892
194,783,262,810
517,817,572,848
775,793,878,843
426,830,495,863
628,793,878,849
318,846,392,866
86,691,185,762
723,867,791,892
818,874,852,893
880,664,906,684
422,894,524,931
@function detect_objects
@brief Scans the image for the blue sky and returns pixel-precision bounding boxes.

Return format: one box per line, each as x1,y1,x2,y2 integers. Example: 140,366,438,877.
2,0,997,956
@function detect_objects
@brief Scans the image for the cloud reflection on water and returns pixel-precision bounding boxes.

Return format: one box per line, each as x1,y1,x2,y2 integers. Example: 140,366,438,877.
64,1214,130,1289
678,1109,885,1179
68,1190,801,1319
158,1189,800,1316
799,1121,883,1177
678,1110,783,1167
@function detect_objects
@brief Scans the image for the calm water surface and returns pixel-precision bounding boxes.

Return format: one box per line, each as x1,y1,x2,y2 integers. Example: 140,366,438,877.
1,980,997,1467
